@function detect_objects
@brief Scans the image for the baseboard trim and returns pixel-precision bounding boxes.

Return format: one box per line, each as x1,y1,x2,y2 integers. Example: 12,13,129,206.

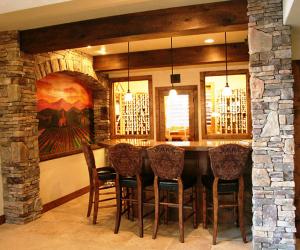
42,186,89,213
0,215,5,225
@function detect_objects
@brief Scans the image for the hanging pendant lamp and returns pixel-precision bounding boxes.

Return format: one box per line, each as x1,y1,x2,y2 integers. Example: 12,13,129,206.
169,37,180,98
124,41,133,102
222,32,232,97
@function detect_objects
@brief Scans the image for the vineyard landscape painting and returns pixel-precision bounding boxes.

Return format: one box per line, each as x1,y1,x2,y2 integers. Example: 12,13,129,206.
37,73,94,160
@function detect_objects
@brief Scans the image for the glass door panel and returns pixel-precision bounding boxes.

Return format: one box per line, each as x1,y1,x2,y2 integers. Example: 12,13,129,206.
164,94,190,141
156,86,198,141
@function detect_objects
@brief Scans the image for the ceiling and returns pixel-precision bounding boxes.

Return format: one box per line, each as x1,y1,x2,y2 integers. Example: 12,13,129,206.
1,0,300,59
77,30,248,56
0,0,226,31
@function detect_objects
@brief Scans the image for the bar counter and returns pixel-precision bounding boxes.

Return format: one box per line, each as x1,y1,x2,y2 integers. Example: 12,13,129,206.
99,138,252,225
98,139,252,151
98,138,252,177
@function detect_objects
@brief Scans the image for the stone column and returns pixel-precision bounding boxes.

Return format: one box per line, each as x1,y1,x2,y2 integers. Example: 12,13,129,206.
0,31,41,223
94,89,110,144
248,0,296,249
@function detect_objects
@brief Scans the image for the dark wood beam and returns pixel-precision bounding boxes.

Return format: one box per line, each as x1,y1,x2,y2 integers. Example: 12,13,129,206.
93,43,249,72
20,0,247,54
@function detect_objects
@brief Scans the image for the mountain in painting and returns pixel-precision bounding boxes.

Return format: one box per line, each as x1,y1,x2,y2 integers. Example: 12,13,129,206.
37,98,90,112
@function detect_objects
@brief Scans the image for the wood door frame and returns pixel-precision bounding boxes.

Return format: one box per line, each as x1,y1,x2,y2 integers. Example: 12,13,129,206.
292,60,300,238
200,69,252,139
155,85,199,141
109,75,154,139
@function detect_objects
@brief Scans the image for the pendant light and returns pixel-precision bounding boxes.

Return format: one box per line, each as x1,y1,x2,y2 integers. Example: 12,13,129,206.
222,32,232,97
169,37,180,98
124,41,133,102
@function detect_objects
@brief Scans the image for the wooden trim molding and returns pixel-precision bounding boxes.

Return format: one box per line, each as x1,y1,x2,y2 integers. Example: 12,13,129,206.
42,186,89,213
0,215,5,225
20,0,247,53
109,75,154,139
93,43,249,72
292,60,300,238
40,144,103,162
155,85,199,141
200,69,252,139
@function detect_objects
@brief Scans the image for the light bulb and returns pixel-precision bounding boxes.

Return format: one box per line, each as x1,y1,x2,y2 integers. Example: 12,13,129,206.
124,91,133,102
222,85,232,97
168,88,177,98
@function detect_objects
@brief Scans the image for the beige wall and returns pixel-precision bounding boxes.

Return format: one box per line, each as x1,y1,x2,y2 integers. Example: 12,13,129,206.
40,148,106,205
109,63,248,139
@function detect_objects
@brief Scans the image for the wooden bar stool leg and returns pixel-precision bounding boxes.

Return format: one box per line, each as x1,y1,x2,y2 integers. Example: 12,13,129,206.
126,187,130,220
93,188,99,224
212,178,219,245
114,176,122,234
234,192,239,227
202,186,207,229
193,186,198,229
137,176,143,238
238,177,247,243
153,176,159,239
87,184,94,217
164,191,169,225
130,188,135,221
178,178,184,243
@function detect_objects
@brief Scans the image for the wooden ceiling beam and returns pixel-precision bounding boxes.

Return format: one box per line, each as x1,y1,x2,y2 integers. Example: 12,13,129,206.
20,0,247,54
93,43,249,72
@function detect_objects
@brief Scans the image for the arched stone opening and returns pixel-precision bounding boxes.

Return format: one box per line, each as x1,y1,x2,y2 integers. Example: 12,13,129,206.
36,70,109,161
0,38,109,223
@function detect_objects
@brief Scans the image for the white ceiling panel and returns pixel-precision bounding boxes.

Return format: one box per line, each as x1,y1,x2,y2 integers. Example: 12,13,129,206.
0,0,227,31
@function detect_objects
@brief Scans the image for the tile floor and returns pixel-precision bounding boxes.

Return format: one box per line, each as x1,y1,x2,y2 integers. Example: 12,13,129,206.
0,194,254,250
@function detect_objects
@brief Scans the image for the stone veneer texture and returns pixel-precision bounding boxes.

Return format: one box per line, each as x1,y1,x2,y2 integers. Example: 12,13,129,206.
248,0,296,249
0,32,110,223
0,31,42,223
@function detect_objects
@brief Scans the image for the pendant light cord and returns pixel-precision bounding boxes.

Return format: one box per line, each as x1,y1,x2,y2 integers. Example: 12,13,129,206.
171,37,174,76
225,32,228,86
171,37,174,88
127,41,130,92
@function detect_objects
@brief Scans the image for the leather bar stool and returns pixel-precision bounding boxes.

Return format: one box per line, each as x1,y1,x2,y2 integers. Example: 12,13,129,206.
108,143,153,238
202,143,251,245
147,144,198,243
82,142,116,224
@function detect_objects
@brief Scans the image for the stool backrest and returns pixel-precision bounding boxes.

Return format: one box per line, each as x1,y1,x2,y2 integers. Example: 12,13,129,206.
147,144,185,180
82,142,96,184
209,144,251,180
108,143,143,177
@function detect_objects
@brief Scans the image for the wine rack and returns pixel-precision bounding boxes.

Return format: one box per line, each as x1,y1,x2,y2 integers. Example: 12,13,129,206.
215,89,247,134
116,93,150,135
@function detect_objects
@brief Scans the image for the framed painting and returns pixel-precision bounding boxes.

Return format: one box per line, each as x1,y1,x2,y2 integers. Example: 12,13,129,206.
37,73,94,161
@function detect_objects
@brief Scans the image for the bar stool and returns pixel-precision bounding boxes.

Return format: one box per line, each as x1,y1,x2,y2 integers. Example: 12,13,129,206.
147,144,197,243
108,143,153,238
202,144,251,245
82,142,116,224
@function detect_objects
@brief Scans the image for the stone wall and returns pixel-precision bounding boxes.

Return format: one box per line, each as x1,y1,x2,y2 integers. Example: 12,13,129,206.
0,33,110,223
248,0,296,249
0,31,41,223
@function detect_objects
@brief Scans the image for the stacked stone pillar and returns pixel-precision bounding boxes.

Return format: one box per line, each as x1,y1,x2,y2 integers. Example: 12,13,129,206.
248,0,296,249
0,31,41,223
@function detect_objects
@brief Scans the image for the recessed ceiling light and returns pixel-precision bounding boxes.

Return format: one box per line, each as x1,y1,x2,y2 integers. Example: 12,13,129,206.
98,46,106,55
204,38,215,44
